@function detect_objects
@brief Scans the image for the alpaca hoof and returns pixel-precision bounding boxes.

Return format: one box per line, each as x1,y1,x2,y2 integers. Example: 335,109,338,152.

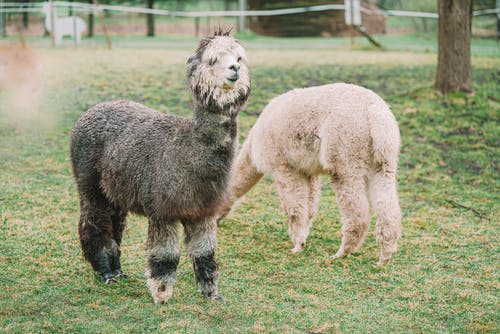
105,277,118,284
114,272,128,280
211,295,224,301
148,279,173,304
201,289,224,301
331,249,349,259
112,269,127,280
291,243,305,254
99,272,118,284
152,292,173,304
376,258,391,267
208,294,224,302
101,275,118,284
154,298,171,305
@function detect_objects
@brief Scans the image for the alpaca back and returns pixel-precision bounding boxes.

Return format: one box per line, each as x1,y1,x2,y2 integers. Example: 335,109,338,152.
319,83,399,173
71,100,233,221
247,83,399,175
249,88,325,175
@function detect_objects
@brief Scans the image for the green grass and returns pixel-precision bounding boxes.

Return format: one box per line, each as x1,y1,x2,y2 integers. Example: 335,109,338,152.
5,32,500,57
0,45,499,333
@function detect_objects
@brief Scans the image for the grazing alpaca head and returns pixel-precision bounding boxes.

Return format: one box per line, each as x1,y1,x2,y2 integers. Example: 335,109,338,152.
187,27,250,114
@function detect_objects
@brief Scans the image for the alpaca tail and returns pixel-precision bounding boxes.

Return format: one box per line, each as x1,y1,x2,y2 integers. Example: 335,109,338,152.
367,100,402,265
367,100,400,171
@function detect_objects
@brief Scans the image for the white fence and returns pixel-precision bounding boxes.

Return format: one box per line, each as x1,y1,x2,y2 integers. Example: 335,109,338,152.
2,1,499,18
1,1,499,46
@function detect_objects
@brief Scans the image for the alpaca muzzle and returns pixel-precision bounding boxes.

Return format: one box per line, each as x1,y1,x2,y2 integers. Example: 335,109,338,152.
226,72,239,82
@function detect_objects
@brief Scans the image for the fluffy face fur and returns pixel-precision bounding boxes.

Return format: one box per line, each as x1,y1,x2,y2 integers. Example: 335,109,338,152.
187,28,250,115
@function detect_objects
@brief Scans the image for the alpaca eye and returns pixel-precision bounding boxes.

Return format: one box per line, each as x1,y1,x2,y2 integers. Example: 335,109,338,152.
208,58,217,66
237,57,242,62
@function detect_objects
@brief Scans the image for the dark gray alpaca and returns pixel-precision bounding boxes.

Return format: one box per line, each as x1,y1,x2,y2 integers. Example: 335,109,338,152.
70,28,250,303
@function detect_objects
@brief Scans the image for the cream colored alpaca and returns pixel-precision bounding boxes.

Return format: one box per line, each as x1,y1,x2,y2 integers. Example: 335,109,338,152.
220,83,402,265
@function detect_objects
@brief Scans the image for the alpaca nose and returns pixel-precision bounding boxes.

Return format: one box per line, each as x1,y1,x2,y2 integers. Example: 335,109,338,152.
229,63,240,73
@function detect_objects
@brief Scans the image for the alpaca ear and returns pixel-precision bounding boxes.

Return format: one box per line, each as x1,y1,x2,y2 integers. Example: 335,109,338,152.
186,54,199,78
187,54,197,65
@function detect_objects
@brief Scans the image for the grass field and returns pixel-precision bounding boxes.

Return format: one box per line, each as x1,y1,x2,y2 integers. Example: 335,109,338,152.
7,33,500,57
0,40,499,333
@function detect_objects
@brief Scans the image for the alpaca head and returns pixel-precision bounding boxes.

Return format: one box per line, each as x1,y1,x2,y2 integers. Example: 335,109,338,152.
187,27,250,114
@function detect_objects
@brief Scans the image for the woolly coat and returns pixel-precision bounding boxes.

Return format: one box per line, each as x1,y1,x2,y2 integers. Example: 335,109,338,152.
245,83,399,179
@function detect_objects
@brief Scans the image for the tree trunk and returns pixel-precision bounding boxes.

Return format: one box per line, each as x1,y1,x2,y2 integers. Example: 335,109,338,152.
435,0,473,94
497,0,500,41
147,0,155,37
0,0,5,37
22,3,29,28
88,0,94,37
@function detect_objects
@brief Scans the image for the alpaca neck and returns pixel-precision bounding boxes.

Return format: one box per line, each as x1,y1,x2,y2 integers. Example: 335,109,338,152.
193,105,238,151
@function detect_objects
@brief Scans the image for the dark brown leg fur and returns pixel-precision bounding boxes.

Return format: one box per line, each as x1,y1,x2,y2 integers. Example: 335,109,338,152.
183,219,220,300
78,188,125,283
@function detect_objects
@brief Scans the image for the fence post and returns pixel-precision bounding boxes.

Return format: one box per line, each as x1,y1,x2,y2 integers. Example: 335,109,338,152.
345,0,361,47
238,0,247,33
50,0,56,47
73,16,77,47
92,0,112,49
1,0,6,37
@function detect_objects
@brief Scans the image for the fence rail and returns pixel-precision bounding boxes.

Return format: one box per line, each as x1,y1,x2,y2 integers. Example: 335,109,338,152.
1,1,499,19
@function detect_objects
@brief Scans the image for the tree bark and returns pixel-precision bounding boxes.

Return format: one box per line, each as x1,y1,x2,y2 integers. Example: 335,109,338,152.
88,0,94,37
22,3,29,28
1,0,6,37
147,0,155,37
497,0,500,41
435,0,473,94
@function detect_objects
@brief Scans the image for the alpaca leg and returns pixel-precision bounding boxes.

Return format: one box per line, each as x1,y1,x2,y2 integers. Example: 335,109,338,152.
78,191,117,283
146,221,180,304
217,139,263,221
368,171,402,266
331,175,371,259
273,169,311,253
55,31,62,45
183,218,220,300
307,176,321,227
109,207,127,279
